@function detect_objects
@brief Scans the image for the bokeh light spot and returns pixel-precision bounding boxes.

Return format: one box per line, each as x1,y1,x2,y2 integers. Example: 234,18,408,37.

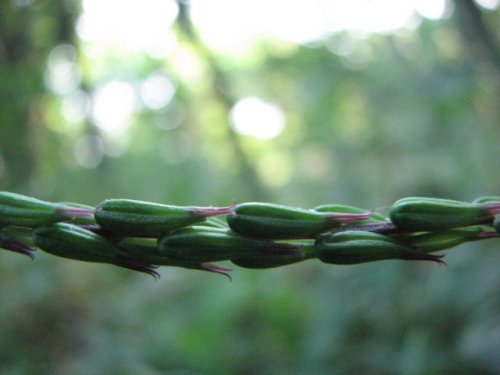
77,0,178,55
61,89,91,125
91,80,137,137
415,0,448,20
45,44,80,96
474,0,500,10
140,72,176,110
230,97,285,140
74,135,105,168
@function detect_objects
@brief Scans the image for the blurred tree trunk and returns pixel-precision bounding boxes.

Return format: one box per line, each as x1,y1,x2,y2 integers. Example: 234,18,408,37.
454,0,500,72
0,1,77,191
175,1,269,201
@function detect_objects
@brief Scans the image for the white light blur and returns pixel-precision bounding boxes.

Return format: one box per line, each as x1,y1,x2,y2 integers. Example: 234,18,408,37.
45,44,80,96
77,0,178,57
323,0,418,34
74,135,105,168
91,80,137,136
188,0,449,50
190,0,327,48
415,0,448,19
76,0,452,56
140,72,176,110
230,97,286,140
474,0,500,10
61,89,91,124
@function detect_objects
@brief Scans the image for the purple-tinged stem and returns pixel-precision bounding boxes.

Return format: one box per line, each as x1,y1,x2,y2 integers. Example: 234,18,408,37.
326,210,374,224
197,203,237,218
57,206,96,218
479,231,499,239
483,202,500,215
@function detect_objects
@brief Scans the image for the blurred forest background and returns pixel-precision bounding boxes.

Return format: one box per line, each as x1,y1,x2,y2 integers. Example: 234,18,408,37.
1,0,500,374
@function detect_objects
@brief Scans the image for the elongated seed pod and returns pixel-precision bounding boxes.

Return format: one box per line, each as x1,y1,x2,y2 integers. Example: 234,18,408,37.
231,255,306,269
231,242,315,269
203,216,229,229
33,223,158,278
0,192,78,227
94,199,234,236
389,197,500,231
158,226,303,262
0,226,36,258
33,223,117,262
314,204,387,223
115,237,232,278
400,227,488,253
227,202,372,239
473,196,500,204
115,237,191,266
316,231,443,264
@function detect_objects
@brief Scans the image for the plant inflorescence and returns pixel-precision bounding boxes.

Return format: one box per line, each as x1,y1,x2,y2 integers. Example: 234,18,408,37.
0,192,499,280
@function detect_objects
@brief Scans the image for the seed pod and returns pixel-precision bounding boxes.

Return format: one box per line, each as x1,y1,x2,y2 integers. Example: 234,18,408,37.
0,226,36,259
115,237,232,279
94,199,234,236
314,204,387,223
33,223,159,278
203,216,229,229
0,191,89,227
473,196,500,204
389,197,500,232
400,226,488,253
231,242,315,269
158,226,303,262
227,202,372,239
231,255,306,269
315,230,443,265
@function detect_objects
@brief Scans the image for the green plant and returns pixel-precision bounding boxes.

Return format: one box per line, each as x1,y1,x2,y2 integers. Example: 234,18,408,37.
0,192,498,280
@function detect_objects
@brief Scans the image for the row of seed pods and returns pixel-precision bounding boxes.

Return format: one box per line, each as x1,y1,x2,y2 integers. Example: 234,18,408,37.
0,192,499,279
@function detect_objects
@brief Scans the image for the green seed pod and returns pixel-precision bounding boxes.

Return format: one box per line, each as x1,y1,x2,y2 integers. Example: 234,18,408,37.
33,223,158,278
473,196,500,204
158,226,303,262
315,230,443,265
115,237,232,278
0,191,88,227
95,199,234,236
314,204,388,223
232,241,315,269
231,255,306,269
227,202,372,239
389,197,500,232
0,226,36,259
401,227,487,253
203,216,229,229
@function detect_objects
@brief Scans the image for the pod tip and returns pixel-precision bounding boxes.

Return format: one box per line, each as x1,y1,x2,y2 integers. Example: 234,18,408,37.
202,263,233,281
